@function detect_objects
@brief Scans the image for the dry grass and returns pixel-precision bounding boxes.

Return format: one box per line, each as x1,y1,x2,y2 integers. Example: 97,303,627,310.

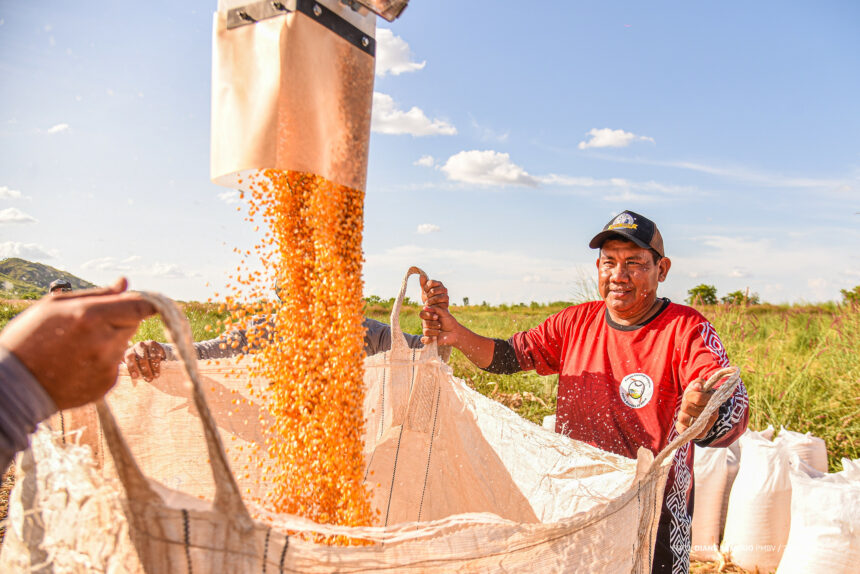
1,463,14,546
690,559,754,573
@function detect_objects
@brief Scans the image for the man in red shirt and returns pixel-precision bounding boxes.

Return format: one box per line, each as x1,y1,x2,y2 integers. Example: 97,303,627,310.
420,210,748,574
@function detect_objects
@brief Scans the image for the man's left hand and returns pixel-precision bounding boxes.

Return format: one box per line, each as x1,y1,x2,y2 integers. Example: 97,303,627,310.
675,378,718,439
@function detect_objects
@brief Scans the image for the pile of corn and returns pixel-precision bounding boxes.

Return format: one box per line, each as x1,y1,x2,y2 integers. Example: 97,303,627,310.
223,168,375,536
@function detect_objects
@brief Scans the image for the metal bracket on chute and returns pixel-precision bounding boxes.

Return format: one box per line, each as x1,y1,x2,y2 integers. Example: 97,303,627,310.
225,0,408,55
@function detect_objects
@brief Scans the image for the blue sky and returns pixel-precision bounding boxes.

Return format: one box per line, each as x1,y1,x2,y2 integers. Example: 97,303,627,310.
1,0,858,305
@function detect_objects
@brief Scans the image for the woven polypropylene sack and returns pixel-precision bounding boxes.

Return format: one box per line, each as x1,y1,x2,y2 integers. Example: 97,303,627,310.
721,427,791,572
776,457,860,574
0,268,741,573
775,427,828,473
690,446,729,561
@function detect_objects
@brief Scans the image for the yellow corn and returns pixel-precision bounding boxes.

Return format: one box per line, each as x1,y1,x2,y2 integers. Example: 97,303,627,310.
224,169,374,543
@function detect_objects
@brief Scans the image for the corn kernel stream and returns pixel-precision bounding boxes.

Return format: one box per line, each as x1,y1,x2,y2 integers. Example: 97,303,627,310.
224,169,375,537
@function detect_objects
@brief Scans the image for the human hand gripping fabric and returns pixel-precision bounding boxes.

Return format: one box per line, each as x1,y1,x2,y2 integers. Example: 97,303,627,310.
0,278,156,409
418,277,459,346
675,378,719,439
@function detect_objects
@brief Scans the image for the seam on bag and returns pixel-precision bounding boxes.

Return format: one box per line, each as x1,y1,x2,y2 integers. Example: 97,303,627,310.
182,508,192,573
279,535,289,572
416,384,441,523
262,527,271,573
383,417,405,527
383,349,416,526
379,354,386,440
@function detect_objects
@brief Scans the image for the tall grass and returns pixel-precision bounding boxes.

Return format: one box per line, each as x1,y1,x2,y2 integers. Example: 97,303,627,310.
702,303,859,470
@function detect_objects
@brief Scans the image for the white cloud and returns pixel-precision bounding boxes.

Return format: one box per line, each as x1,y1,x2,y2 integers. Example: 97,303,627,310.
426,151,694,199
375,29,426,77
0,207,37,224
151,262,198,278
371,92,457,136
81,255,141,272
0,242,57,260
440,150,538,187
665,234,856,304
539,174,694,201
0,186,23,200
414,155,435,167
80,256,198,279
593,154,856,192
416,223,440,234
578,128,655,150
217,190,241,204
365,244,591,304
46,123,70,135
470,116,509,143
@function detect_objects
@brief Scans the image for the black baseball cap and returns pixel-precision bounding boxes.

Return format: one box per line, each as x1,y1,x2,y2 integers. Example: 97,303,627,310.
49,278,72,292
589,210,665,257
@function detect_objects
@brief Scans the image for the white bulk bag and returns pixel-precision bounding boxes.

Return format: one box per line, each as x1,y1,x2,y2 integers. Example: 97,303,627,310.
721,427,790,572
776,457,860,574
1,269,742,573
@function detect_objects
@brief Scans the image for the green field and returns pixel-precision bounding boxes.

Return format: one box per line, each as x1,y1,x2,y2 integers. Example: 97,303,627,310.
1,298,857,469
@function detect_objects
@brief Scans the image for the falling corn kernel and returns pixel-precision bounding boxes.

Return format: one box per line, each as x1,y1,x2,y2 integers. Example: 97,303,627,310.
226,168,374,541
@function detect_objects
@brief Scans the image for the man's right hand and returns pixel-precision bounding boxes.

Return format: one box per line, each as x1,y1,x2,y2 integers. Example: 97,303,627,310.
418,277,497,369
123,340,167,382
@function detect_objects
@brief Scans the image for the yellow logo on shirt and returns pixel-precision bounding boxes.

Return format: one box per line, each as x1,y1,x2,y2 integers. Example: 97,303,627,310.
619,373,654,409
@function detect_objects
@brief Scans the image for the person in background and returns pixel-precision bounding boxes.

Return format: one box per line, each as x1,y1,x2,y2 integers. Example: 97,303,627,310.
419,210,749,574
48,278,73,296
124,276,450,382
0,278,156,471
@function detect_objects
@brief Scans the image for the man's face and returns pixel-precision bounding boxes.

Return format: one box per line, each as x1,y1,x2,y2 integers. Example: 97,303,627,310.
597,238,670,322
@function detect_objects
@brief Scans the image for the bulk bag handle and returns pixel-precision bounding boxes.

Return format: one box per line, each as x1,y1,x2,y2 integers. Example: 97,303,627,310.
96,291,254,532
388,266,438,360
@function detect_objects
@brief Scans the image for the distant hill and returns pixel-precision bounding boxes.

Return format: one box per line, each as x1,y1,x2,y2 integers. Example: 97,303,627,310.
0,258,96,299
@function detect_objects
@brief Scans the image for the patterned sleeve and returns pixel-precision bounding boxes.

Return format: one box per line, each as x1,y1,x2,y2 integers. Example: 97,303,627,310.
683,320,749,448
